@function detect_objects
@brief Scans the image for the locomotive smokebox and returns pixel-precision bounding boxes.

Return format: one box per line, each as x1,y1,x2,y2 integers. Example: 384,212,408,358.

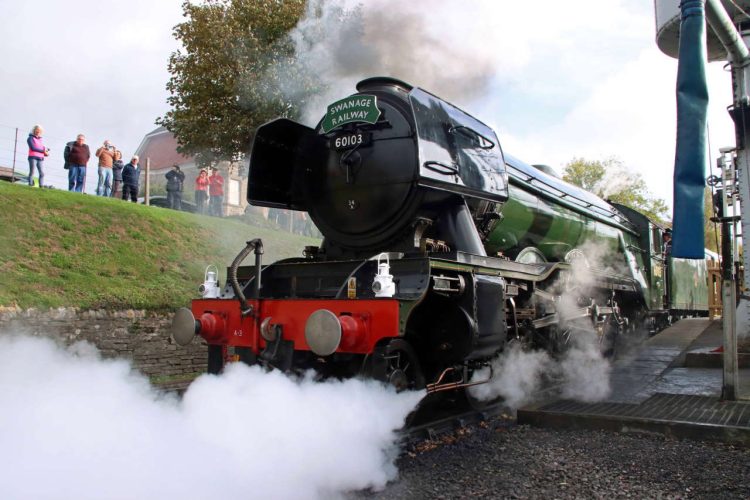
248,78,509,257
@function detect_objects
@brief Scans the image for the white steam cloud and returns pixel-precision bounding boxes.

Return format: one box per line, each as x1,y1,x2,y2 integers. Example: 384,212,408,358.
557,329,612,402
592,161,645,200
550,241,615,402
0,335,422,500
469,241,622,408
468,343,551,409
468,331,612,410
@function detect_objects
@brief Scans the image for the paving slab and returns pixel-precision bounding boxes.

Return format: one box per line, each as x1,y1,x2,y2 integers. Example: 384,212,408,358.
518,319,750,446
518,393,750,446
606,318,711,404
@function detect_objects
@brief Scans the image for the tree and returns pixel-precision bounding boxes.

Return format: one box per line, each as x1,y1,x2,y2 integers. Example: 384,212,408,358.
563,157,670,224
157,0,317,166
560,157,606,193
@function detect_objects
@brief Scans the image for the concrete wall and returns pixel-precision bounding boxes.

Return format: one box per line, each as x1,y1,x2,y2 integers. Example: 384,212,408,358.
0,307,207,382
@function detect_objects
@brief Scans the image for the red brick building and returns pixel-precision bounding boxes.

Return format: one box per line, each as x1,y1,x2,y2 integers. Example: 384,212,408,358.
134,127,248,216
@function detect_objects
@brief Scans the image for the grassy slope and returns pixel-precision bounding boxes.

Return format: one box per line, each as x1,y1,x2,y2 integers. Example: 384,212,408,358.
0,182,318,310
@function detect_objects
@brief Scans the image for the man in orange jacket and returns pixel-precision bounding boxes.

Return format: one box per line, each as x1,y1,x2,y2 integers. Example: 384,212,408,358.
95,139,116,196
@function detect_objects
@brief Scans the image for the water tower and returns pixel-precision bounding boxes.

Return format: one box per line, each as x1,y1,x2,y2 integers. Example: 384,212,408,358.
655,0,750,60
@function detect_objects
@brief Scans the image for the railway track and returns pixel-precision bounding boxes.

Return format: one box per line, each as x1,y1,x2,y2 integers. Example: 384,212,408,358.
400,401,509,449
397,376,568,450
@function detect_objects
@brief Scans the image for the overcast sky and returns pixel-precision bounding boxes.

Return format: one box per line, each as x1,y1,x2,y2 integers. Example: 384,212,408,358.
0,0,737,205
0,1,182,192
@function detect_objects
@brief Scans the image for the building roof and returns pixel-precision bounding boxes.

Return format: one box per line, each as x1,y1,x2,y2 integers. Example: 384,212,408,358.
134,127,192,172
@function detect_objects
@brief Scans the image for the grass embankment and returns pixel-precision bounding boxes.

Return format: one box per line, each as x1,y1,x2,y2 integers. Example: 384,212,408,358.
0,182,318,310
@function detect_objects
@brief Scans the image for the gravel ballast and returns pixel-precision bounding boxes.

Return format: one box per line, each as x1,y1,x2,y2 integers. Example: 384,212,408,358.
357,419,750,499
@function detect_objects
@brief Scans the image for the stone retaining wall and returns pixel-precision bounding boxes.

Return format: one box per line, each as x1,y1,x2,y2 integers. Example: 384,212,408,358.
0,307,207,379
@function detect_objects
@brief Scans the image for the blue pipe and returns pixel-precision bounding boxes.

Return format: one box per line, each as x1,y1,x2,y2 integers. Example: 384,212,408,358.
672,0,709,259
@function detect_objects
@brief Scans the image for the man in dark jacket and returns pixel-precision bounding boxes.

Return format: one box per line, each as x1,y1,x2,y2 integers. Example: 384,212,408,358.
165,164,185,210
64,134,90,193
121,155,140,203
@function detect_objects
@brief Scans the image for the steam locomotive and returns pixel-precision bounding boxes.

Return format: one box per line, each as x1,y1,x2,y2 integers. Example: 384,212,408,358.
172,77,711,399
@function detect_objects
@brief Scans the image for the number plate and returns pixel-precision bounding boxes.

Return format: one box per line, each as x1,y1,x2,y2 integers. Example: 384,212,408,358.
331,132,371,151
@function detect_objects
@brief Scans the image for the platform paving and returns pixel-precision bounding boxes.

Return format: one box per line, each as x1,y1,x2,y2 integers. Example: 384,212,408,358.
518,318,750,445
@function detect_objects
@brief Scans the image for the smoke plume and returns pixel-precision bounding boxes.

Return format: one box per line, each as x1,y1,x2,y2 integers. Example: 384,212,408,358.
282,0,510,124
0,334,422,500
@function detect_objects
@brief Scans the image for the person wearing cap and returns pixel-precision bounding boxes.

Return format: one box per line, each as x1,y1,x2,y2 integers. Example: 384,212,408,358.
663,229,672,257
208,166,225,217
121,155,141,203
165,164,185,210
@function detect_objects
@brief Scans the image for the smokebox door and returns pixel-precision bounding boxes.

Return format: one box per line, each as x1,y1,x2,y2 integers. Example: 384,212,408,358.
248,118,325,210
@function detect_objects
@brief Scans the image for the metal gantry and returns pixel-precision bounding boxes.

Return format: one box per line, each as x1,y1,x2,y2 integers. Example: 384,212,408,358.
704,0,750,399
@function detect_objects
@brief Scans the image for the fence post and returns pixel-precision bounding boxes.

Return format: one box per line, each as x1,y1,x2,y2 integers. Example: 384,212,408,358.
145,157,151,206
11,127,18,180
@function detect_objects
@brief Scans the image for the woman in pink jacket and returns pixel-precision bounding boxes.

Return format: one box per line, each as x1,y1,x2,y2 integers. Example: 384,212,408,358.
27,125,49,187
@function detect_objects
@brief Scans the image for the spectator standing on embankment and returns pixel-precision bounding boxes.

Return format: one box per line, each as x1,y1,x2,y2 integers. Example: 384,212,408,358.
27,125,49,187
65,134,90,193
121,155,140,203
165,164,185,210
208,166,224,217
95,140,116,197
111,150,124,199
194,169,209,214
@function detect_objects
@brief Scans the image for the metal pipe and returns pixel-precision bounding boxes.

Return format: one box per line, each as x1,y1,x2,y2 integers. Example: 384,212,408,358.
253,239,264,299
721,216,738,399
229,238,263,316
425,365,494,394
706,0,750,65
509,297,519,339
